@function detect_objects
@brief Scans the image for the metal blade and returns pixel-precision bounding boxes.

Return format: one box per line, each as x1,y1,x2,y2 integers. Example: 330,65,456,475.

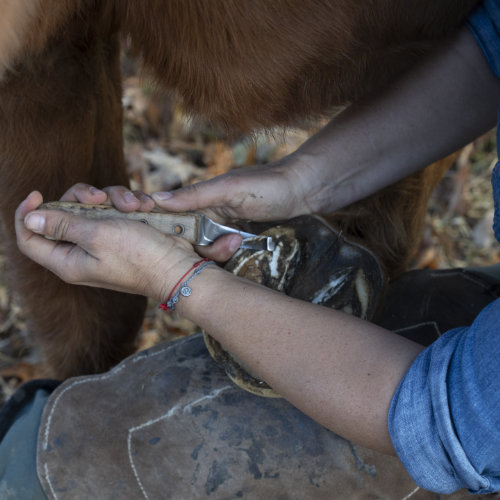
198,215,275,251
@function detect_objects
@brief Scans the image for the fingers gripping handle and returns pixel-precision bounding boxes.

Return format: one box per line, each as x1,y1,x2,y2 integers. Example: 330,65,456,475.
38,202,275,250
39,202,200,244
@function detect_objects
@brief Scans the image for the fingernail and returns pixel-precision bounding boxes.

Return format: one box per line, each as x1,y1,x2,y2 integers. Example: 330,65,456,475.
152,192,173,201
89,186,105,196
123,191,138,203
228,235,241,253
25,213,45,233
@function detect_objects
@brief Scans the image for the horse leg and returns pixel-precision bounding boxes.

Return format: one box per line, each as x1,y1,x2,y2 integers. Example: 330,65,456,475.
0,5,146,378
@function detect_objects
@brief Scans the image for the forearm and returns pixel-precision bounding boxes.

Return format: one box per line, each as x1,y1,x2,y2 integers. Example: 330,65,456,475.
294,27,500,214
176,266,424,455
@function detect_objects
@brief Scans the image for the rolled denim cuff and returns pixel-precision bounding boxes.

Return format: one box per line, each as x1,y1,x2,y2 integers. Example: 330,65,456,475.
389,298,500,494
389,328,492,494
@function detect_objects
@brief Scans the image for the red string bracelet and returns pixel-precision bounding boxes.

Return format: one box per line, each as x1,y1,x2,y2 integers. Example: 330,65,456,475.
159,258,211,311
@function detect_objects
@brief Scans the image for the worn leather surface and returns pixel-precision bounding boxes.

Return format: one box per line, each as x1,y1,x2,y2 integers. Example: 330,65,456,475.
374,268,500,346
37,334,479,500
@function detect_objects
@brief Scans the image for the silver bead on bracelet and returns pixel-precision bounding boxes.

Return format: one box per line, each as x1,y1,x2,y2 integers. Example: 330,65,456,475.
165,260,213,311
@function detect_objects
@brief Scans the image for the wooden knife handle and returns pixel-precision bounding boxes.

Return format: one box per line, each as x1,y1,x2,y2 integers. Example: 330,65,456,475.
39,202,200,244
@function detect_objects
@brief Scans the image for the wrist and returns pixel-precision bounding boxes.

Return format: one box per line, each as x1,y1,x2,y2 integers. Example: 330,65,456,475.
290,107,404,214
152,243,202,304
286,145,345,215
159,257,213,311
171,263,229,318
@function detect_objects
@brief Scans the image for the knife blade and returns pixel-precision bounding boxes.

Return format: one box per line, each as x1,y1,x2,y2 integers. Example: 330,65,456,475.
38,202,275,251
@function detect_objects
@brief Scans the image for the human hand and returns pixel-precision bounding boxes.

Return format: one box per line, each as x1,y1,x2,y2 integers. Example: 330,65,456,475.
150,155,312,223
59,182,156,212
57,183,243,262
15,190,202,302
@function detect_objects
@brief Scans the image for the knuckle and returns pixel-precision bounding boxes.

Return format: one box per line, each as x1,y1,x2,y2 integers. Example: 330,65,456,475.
106,185,127,196
51,215,72,241
185,182,203,198
222,176,245,200
74,182,90,191
62,183,89,200
84,222,105,248
15,232,27,251
89,219,121,249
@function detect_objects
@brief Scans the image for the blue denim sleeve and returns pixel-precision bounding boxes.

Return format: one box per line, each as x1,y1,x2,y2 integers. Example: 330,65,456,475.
469,1,500,242
468,0,500,79
391,5,500,492
388,298,500,494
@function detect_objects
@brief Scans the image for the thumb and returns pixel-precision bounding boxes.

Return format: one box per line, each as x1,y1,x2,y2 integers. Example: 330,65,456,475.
16,206,96,280
24,209,94,246
195,234,242,262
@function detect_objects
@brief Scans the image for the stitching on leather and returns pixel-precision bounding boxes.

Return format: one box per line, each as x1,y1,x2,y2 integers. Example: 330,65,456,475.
127,386,233,500
40,342,180,499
